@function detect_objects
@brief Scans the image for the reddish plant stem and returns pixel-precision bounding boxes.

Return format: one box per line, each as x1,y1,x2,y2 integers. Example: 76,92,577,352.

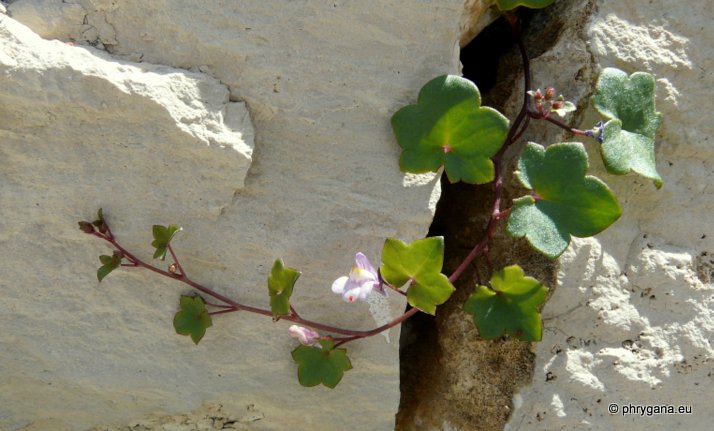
209,308,239,316
167,243,185,276
382,280,406,296
91,230,418,338
530,110,591,137
88,19,534,347
332,308,420,347
495,207,512,220
333,336,361,348
205,300,234,309
511,116,531,144
289,305,301,319
448,30,531,284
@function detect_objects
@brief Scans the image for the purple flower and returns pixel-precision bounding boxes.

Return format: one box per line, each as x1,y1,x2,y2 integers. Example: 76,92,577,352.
331,252,386,303
288,325,321,345
594,121,605,144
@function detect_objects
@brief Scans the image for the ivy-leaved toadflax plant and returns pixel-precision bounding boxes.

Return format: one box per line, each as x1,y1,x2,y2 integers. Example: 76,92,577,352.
79,1,661,388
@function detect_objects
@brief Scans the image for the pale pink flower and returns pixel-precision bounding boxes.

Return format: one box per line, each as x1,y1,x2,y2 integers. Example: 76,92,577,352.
331,252,386,303
288,325,321,345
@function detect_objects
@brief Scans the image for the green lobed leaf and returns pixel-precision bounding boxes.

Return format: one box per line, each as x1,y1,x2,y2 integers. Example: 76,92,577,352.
151,224,181,260
97,251,122,282
464,265,548,341
506,142,622,258
291,339,352,388
267,258,301,318
592,68,662,188
173,295,213,345
379,237,455,315
391,75,509,184
496,0,555,10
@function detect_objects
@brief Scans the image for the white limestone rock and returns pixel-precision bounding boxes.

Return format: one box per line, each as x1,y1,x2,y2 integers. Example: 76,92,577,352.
0,15,254,214
506,1,714,430
6,0,86,41
0,15,255,430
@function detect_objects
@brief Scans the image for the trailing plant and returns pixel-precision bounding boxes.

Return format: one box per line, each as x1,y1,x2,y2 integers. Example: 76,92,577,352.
78,3,661,388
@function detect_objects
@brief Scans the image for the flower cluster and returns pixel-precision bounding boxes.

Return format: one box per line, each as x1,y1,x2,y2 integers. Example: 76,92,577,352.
528,87,575,118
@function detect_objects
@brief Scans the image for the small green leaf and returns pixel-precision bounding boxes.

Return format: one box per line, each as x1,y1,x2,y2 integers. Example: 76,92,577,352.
380,237,455,315
97,251,122,282
267,258,301,318
92,208,108,234
151,224,181,260
291,339,353,388
464,265,548,341
391,75,509,184
93,208,104,225
506,142,622,258
96,266,113,282
173,295,212,345
496,0,555,11
592,68,662,188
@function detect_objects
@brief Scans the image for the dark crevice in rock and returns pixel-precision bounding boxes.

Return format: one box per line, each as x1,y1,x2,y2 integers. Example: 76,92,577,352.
396,3,587,429
460,12,531,96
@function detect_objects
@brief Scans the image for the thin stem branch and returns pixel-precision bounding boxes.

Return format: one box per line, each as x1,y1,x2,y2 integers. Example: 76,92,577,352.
333,335,361,348
89,230,419,338
330,307,420,347
289,305,301,319
205,301,234,309
83,17,538,350
495,207,512,221
511,115,531,144
167,243,185,276
449,240,488,283
209,308,239,316
449,26,531,284
529,111,592,137
103,224,114,241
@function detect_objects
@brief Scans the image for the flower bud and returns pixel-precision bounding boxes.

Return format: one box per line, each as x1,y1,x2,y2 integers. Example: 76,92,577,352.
78,221,95,234
545,87,556,100
288,325,321,345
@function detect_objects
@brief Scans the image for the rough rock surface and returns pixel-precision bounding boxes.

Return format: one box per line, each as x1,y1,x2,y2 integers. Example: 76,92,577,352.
0,1,495,430
397,2,595,429
506,1,714,430
4,0,707,429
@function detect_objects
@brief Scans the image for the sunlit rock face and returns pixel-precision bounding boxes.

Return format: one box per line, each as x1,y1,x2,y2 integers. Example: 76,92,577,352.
506,1,714,430
0,1,496,429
